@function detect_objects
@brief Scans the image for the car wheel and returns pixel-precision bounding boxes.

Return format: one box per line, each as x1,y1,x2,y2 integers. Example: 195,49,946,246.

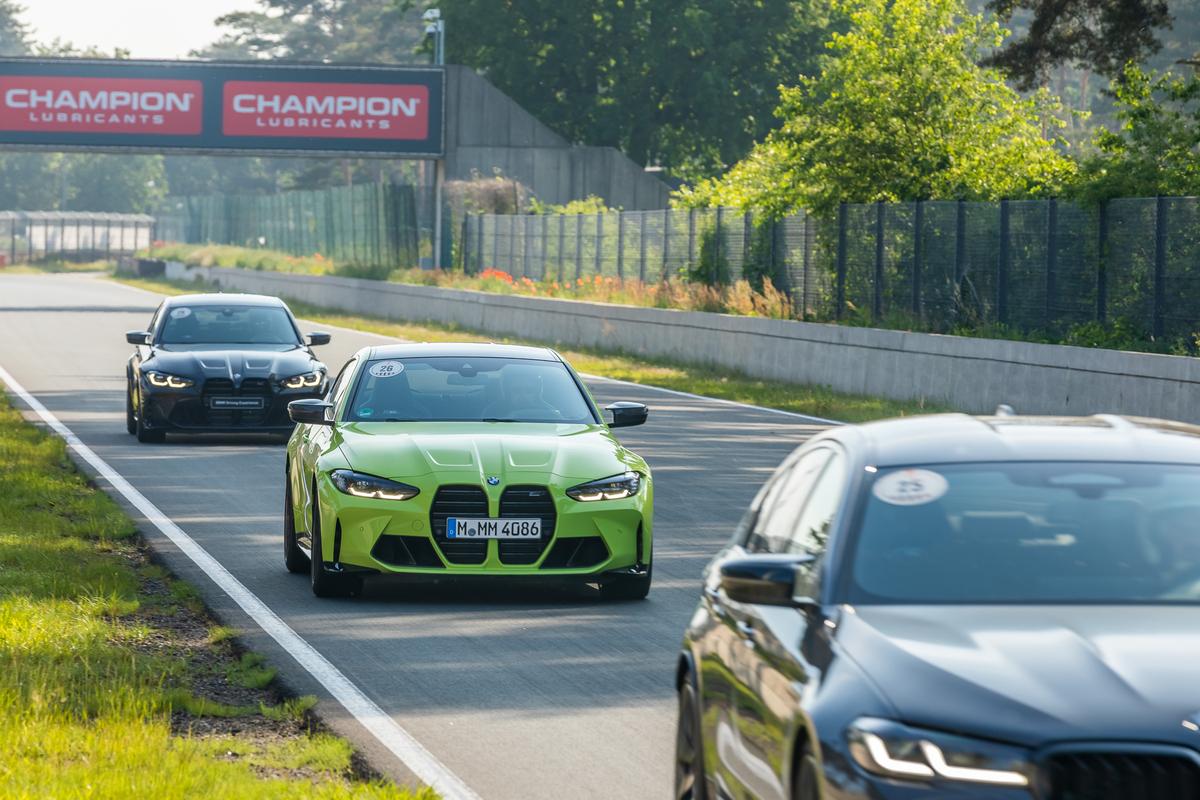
134,389,165,443
283,474,309,574
125,381,136,435
793,745,821,800
600,562,652,601
309,491,360,598
675,673,709,800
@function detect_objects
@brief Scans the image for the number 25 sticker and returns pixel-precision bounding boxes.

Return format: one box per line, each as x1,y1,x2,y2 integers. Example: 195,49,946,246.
872,468,948,506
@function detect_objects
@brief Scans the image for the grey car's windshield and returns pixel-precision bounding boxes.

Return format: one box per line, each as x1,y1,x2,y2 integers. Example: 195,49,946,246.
846,462,1200,604
346,356,596,424
158,305,300,345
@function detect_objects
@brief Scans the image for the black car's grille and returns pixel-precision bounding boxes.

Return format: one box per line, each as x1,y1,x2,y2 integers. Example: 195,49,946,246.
1042,751,1200,800
498,486,556,565
540,536,608,569
430,486,489,564
200,377,273,427
371,535,444,569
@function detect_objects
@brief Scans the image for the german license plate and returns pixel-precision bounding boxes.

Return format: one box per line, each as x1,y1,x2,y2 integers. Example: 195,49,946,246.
209,397,264,410
446,518,542,539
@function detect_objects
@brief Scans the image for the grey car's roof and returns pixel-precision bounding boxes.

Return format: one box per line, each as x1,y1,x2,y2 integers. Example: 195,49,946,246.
832,413,1200,467
363,342,561,361
164,293,288,307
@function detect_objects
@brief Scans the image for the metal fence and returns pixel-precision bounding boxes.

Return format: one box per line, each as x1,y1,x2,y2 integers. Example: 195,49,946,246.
157,182,422,272
461,198,1200,339
0,211,155,265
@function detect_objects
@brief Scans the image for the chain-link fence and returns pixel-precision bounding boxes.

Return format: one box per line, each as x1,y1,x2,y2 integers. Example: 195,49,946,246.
0,211,155,265
158,182,422,270
461,198,1200,338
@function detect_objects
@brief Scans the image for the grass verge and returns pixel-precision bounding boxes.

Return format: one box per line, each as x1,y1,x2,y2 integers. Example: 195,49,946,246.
113,274,944,422
2,258,116,275
0,391,432,798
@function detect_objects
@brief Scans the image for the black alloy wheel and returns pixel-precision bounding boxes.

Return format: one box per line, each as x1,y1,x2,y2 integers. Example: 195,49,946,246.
675,675,709,800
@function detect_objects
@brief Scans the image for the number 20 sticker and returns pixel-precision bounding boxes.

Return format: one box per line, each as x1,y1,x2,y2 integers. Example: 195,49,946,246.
872,468,949,506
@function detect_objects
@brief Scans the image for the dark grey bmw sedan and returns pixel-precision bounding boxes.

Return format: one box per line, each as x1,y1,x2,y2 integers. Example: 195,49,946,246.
676,412,1200,800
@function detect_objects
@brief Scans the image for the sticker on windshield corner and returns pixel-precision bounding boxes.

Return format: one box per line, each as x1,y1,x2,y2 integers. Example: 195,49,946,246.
368,360,405,379
169,307,192,319
872,469,949,506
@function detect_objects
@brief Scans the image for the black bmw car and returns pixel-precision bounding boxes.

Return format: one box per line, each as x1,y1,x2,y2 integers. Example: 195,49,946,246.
125,293,330,442
676,412,1200,800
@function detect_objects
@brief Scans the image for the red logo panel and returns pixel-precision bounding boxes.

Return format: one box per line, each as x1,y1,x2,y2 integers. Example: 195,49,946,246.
222,81,429,140
0,77,202,134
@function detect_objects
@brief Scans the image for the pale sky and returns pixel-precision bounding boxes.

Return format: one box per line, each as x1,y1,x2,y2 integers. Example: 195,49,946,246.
21,0,251,59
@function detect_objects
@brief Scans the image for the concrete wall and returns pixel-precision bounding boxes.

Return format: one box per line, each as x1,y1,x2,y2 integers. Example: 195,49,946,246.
443,66,671,210
160,262,1200,423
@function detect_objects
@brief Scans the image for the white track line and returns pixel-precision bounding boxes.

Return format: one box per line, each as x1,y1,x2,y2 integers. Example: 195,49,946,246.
107,276,841,425
0,362,480,800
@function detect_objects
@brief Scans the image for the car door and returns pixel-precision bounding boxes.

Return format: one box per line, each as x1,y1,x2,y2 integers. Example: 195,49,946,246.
723,447,838,800
294,358,356,544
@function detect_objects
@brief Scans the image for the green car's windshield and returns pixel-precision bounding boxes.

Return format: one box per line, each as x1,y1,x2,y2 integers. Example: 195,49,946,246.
159,305,300,345
345,356,597,424
846,461,1200,605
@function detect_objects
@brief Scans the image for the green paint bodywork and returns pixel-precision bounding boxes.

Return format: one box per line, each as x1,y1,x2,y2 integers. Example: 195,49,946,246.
286,355,652,578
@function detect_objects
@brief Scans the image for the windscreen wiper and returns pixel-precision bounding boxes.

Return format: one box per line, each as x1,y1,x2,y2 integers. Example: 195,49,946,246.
481,418,518,423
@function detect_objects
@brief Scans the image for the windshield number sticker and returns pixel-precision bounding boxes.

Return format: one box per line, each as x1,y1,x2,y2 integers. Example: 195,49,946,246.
368,360,405,379
169,307,192,319
873,468,949,506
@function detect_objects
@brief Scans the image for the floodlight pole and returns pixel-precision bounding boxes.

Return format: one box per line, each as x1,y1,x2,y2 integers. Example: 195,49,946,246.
426,9,447,270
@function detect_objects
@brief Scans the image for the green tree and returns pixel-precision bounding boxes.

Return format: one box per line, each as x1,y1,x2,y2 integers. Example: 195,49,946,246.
1073,62,1200,201
0,0,29,55
441,0,835,180
679,0,1076,217
984,0,1172,89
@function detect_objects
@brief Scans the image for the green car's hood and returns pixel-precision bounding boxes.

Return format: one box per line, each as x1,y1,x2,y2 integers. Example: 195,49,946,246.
334,422,645,484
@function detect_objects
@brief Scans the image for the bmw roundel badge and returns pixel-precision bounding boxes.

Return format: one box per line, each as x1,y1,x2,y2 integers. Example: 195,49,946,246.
487,476,500,486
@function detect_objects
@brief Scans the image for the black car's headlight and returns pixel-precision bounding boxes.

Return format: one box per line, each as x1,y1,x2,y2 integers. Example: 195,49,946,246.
282,371,324,389
566,471,641,502
330,470,420,501
847,718,1032,787
145,371,194,389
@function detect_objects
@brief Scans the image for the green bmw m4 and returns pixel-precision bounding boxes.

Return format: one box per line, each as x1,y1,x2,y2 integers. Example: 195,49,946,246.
284,343,653,599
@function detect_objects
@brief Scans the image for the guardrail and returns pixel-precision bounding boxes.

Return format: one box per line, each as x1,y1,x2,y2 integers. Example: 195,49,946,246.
141,261,1200,425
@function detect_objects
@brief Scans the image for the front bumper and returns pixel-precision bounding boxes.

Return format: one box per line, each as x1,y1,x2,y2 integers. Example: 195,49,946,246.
141,380,322,433
313,474,653,577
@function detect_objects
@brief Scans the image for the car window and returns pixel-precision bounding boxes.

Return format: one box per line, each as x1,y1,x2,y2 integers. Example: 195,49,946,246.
159,305,301,345
785,451,846,556
746,449,832,553
346,356,596,423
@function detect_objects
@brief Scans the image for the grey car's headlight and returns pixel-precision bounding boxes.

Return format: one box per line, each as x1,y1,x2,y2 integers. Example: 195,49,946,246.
282,371,323,389
847,718,1032,787
330,470,419,501
566,471,641,502
145,371,194,389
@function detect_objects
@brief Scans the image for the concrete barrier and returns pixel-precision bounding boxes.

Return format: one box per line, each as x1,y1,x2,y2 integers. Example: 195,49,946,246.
163,262,1200,423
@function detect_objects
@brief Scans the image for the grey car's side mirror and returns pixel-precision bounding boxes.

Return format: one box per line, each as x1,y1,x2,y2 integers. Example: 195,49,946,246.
719,554,817,607
289,399,334,426
307,332,331,346
126,330,151,345
606,401,648,428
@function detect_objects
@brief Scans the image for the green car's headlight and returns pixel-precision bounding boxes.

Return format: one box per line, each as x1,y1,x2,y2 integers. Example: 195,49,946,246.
566,471,641,502
145,371,194,389
282,371,324,389
330,470,420,501
847,718,1031,787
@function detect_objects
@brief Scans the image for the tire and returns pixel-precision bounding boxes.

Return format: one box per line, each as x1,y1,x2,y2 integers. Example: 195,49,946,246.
793,745,821,800
283,474,309,574
601,562,652,601
309,490,360,598
134,389,165,443
675,674,709,800
125,381,136,435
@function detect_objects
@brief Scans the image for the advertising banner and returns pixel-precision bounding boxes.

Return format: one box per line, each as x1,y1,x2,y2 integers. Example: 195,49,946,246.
0,58,444,158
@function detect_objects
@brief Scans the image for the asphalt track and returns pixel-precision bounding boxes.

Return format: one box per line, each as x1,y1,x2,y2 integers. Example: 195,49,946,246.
0,272,824,800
